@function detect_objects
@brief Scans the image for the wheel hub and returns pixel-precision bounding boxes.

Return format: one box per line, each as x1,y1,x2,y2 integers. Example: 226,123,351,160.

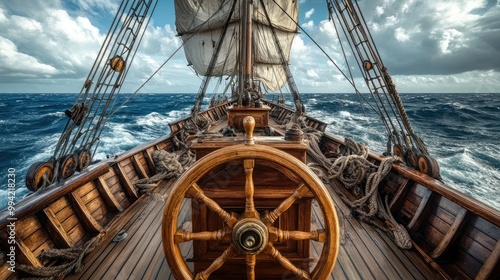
232,218,268,255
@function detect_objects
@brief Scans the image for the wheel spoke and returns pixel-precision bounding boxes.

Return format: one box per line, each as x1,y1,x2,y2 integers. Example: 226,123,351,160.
195,245,239,280
263,243,311,280
246,254,256,280
262,183,309,226
187,183,238,227
268,228,326,243
243,159,258,218
174,228,231,243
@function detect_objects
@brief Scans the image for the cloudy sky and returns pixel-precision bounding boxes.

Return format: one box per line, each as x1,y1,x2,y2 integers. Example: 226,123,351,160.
1,0,499,94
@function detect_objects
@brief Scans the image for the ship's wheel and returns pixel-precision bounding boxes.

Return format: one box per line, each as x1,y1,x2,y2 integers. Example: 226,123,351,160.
162,117,340,279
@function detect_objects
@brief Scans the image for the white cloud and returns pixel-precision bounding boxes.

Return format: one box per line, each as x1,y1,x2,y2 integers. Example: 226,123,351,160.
436,29,466,54
394,27,410,42
306,69,319,78
302,20,314,30
0,1,104,87
305,8,315,19
0,37,58,76
0,0,499,93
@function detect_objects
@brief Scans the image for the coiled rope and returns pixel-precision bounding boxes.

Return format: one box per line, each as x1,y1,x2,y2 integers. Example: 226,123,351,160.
305,131,412,249
133,144,195,201
17,233,103,279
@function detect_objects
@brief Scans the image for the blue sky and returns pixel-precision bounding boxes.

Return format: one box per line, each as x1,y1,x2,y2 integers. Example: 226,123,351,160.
1,0,499,94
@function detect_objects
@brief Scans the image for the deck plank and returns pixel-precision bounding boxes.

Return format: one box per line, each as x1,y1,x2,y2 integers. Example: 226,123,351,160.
68,163,438,280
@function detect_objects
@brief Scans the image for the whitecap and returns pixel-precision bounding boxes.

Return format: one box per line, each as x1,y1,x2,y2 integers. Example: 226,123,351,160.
136,112,170,127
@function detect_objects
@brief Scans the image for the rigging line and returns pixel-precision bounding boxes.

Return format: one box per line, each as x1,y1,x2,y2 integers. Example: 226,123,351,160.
191,0,238,118
79,0,158,148
326,1,355,86
328,0,396,135
87,0,160,152
270,0,381,118
108,42,184,118
326,1,367,116
270,0,356,91
261,0,304,118
353,0,421,150
53,0,131,159
59,0,140,157
337,0,411,140
332,0,410,147
109,0,231,118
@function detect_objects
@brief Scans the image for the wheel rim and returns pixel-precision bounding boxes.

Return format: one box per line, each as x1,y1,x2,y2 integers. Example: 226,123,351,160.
162,144,340,279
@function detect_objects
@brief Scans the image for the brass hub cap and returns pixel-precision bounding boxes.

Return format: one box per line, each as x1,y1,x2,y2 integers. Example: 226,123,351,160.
232,218,268,255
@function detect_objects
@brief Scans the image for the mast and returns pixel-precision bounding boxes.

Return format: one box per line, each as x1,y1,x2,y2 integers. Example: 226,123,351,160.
239,0,254,105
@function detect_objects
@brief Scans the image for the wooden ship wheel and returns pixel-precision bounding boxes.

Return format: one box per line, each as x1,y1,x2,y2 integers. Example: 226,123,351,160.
162,116,340,279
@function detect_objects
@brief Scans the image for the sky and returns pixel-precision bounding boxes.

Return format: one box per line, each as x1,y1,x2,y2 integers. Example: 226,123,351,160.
0,0,499,94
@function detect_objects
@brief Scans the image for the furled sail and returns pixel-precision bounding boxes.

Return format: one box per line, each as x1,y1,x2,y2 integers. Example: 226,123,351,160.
174,0,298,91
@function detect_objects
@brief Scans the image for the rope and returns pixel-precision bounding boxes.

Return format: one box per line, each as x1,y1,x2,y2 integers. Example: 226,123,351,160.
133,148,194,201
305,131,412,249
17,233,103,279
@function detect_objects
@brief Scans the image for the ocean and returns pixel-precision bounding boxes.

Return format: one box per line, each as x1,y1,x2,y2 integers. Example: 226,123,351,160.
0,92,498,210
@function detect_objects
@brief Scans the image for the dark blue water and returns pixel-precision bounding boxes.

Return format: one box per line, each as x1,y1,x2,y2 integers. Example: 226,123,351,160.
1,93,498,210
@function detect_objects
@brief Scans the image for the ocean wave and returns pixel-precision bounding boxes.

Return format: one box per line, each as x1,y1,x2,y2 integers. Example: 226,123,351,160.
438,148,500,209
1,93,499,211
136,112,171,127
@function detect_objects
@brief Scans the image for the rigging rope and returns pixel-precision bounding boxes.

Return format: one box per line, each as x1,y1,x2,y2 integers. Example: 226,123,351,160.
17,233,104,279
304,130,412,249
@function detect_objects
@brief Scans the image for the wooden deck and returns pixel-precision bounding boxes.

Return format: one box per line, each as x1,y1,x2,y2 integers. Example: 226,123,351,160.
69,178,437,279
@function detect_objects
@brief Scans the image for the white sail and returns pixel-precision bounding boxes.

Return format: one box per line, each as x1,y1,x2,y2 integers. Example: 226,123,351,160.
175,0,298,91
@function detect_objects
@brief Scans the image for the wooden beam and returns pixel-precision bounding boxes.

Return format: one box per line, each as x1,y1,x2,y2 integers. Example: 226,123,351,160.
389,177,412,212
476,240,500,280
407,187,434,232
40,207,74,248
95,177,124,213
114,164,138,200
131,154,148,179
15,238,43,267
144,149,156,175
431,207,468,259
68,192,103,233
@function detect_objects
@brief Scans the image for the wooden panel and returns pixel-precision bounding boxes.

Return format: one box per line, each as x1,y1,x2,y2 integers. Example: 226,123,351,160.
228,105,270,131
41,207,73,248
421,222,444,248
114,164,138,199
462,226,494,263
407,187,434,232
137,153,151,177
104,168,120,194
157,141,168,150
104,168,131,210
13,238,42,267
389,177,412,212
80,188,101,205
477,240,500,280
132,154,148,179
87,195,109,223
431,208,468,259
67,221,88,247
95,177,124,213
11,216,53,267
60,209,81,234
144,147,156,173
68,192,103,233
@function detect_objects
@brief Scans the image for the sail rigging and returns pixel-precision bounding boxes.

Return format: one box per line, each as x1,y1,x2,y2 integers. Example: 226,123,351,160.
174,0,298,92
